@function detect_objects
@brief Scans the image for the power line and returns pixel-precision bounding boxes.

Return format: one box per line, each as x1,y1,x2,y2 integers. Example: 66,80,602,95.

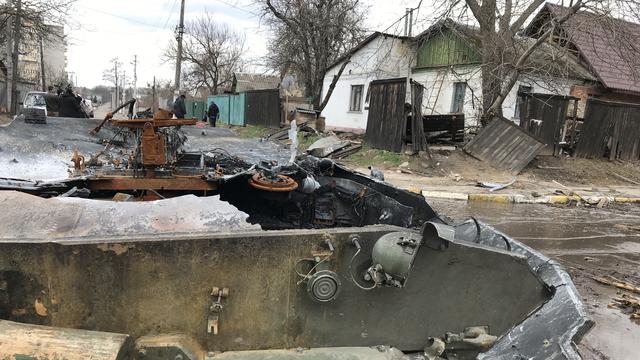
79,5,169,29
210,0,260,16
161,0,179,30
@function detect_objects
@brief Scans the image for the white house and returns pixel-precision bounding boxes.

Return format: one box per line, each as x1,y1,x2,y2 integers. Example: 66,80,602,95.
321,19,596,132
321,33,413,133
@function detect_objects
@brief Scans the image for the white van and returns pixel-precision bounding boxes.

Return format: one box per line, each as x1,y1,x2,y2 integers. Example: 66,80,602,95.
20,91,48,123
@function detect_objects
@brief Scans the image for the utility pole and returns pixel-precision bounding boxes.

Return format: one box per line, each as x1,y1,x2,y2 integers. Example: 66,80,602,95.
10,0,22,114
174,0,186,94
121,70,127,113
132,55,138,101
39,37,45,91
405,8,413,105
114,61,119,109
152,76,157,114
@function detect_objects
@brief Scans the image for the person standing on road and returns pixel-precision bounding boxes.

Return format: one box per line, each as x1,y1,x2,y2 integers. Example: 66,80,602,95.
173,94,186,119
207,101,219,127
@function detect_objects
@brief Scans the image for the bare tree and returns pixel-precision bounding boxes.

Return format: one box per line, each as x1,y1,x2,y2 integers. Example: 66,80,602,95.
0,0,75,113
0,0,74,52
165,12,245,95
102,58,123,108
432,0,640,125
257,0,366,110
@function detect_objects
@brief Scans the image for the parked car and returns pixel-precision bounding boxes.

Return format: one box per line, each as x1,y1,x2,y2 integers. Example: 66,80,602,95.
19,91,48,124
81,98,94,118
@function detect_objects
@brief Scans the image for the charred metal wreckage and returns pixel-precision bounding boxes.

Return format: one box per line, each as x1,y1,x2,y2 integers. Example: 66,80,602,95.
0,101,592,359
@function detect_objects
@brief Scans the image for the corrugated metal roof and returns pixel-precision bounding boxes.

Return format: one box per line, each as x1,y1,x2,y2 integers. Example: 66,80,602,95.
233,73,281,92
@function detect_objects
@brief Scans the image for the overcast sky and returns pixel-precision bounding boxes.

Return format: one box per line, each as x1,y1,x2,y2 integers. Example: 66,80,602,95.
66,0,429,88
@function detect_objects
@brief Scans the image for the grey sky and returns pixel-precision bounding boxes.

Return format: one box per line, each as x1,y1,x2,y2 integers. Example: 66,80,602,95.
66,0,426,88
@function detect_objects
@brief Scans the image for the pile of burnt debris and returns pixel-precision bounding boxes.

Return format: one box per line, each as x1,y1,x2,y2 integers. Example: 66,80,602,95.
0,101,429,230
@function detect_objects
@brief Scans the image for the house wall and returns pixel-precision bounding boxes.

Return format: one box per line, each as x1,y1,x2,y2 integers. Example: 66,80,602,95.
570,85,640,118
321,35,413,133
412,65,579,128
411,65,482,127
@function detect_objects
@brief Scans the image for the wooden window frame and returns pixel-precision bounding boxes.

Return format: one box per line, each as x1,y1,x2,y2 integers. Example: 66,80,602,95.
450,82,466,113
349,84,364,112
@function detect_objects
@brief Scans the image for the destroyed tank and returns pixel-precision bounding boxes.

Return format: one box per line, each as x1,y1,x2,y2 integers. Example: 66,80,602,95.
0,107,592,360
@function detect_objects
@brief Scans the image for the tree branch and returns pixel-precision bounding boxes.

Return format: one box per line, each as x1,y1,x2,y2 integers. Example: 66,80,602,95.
318,56,350,112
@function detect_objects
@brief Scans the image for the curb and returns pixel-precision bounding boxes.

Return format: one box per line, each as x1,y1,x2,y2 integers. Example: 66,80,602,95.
421,190,640,205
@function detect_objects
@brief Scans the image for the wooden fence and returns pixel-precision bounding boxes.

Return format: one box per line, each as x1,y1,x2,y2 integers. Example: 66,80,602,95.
519,93,578,156
575,98,640,160
244,89,281,128
464,116,546,173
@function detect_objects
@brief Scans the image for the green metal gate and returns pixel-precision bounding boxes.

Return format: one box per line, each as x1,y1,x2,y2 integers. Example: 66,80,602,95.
229,92,245,126
209,95,230,125
186,100,206,120
208,94,245,126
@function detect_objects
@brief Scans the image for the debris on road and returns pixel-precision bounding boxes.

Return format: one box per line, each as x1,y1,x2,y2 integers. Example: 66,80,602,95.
592,276,640,294
610,294,640,320
476,178,516,192
593,275,640,321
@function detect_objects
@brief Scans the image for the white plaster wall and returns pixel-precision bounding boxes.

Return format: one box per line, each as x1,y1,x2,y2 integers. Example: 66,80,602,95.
411,65,483,128
322,35,583,132
321,36,413,132
412,65,580,129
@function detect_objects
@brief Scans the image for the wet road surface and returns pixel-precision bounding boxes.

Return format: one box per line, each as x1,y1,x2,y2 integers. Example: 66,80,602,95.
428,199,640,360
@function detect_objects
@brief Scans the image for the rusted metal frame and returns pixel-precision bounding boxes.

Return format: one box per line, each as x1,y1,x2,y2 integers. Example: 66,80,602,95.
248,172,298,192
111,119,198,128
87,177,217,191
141,123,167,165
91,98,137,135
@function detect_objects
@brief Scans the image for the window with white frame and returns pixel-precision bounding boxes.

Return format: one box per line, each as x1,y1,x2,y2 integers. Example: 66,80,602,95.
349,85,364,111
450,82,466,113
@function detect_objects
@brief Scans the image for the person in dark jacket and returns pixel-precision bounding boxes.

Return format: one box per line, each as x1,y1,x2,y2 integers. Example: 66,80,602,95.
172,94,186,119
207,101,219,127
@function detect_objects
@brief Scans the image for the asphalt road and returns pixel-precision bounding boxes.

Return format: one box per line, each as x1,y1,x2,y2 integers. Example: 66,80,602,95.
428,199,640,360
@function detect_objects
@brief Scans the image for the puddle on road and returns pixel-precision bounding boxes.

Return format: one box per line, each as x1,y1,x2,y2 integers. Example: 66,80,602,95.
428,199,640,360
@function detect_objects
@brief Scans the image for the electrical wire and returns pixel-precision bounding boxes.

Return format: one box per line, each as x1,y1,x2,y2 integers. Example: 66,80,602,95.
295,255,331,286
348,238,378,291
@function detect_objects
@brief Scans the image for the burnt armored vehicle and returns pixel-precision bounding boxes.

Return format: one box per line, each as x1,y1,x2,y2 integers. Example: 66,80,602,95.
0,106,592,359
